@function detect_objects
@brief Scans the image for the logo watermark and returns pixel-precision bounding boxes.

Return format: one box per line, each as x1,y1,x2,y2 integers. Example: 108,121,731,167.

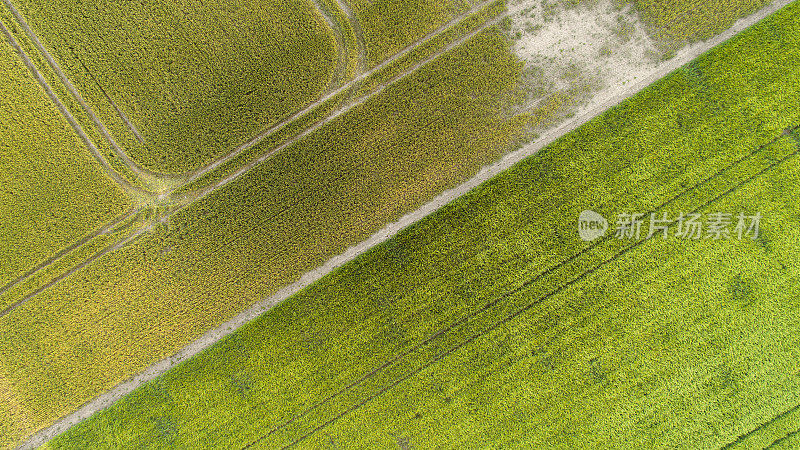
578,210,609,241
578,210,761,242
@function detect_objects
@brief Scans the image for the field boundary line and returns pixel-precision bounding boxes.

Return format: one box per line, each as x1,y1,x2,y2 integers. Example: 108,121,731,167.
15,0,794,448
276,131,800,449
1,0,175,187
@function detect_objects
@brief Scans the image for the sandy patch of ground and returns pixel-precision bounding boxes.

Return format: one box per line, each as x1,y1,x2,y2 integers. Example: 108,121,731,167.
507,0,664,125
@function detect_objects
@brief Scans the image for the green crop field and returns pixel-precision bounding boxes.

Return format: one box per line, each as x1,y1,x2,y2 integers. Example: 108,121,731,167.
44,1,800,447
0,34,129,300
9,0,339,174
1,0,797,448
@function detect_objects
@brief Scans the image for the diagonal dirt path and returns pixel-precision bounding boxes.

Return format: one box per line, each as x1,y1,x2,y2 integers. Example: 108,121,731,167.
175,0,504,188
15,1,794,448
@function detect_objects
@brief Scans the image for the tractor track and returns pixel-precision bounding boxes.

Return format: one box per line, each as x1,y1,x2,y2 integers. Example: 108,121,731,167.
174,0,505,188
1,0,176,188
0,208,140,300
310,0,350,92
176,11,512,211
0,223,151,320
0,17,144,197
331,0,368,74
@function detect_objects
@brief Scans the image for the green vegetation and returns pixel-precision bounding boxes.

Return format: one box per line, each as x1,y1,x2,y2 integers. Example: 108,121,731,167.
45,2,800,447
0,22,531,448
11,0,338,174
0,37,129,296
632,0,774,48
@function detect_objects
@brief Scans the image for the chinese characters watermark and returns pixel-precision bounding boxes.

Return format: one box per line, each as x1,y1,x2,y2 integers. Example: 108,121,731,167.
578,210,761,242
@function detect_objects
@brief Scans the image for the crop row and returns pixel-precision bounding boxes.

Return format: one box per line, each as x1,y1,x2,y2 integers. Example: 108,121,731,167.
38,3,800,446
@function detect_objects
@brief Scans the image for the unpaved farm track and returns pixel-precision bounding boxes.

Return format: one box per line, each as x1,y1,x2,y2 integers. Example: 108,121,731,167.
0,224,150,320
0,17,144,197
332,0,368,73
310,0,351,92
176,0,504,188
0,208,140,301
15,0,795,448
2,0,178,189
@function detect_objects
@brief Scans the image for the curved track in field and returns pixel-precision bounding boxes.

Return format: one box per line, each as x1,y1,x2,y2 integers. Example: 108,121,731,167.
310,0,351,92
332,0,369,74
2,0,180,191
0,17,145,197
